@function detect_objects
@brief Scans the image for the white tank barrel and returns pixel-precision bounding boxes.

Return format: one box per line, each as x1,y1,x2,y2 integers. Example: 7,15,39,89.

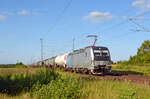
55,53,68,67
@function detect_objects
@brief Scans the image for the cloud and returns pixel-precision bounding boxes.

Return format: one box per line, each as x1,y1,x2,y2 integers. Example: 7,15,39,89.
83,11,113,23
0,11,13,21
0,15,6,21
18,10,30,15
0,11,13,15
132,0,150,11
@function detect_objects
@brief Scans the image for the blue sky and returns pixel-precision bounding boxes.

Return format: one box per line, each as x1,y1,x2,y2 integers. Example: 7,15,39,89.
0,0,150,64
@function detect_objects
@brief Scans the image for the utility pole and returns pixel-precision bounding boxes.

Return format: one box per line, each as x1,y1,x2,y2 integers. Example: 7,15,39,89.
72,38,75,52
40,38,44,66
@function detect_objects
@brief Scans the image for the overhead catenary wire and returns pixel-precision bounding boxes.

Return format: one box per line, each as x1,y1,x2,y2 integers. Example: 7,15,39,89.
71,8,150,50
129,18,150,32
39,0,73,60
80,10,149,46
94,10,150,37
77,7,133,39
74,7,135,47
40,2,150,60
94,7,132,31
111,11,150,40
42,0,73,38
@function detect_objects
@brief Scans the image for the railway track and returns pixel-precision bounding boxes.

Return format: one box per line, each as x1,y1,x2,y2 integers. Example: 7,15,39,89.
33,66,150,86
74,72,150,86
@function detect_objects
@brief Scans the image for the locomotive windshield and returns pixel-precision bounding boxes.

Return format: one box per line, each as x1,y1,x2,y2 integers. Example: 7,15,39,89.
94,50,109,56
93,47,110,61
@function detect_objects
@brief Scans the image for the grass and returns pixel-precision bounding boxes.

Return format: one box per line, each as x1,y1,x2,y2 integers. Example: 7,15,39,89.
0,68,36,75
81,80,150,99
0,68,59,95
0,68,150,99
0,93,30,99
112,64,150,76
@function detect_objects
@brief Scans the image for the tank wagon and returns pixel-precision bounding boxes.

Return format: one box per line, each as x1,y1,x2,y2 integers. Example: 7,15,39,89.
43,57,56,67
55,53,68,68
41,53,68,68
37,61,42,66
38,46,111,74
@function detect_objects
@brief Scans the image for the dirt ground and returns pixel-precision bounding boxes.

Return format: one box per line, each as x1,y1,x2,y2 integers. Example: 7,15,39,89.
101,74,150,86
74,72,150,86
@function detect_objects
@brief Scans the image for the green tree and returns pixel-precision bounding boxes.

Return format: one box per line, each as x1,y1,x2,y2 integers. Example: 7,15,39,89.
137,40,150,55
118,40,150,65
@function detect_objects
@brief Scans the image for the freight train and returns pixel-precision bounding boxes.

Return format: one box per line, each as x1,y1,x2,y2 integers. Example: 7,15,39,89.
37,46,112,74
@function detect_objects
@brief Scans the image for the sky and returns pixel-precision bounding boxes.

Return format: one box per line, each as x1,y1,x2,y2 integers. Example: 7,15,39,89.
0,0,150,64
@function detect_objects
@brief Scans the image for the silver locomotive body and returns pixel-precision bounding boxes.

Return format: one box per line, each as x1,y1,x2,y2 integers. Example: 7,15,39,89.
67,46,111,73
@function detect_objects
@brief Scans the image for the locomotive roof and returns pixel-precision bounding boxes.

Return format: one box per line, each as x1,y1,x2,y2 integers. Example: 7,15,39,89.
85,46,108,49
71,46,108,54
74,46,108,51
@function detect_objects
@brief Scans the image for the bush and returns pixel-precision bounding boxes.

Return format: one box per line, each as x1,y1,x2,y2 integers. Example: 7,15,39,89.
15,62,27,68
33,76,82,99
0,68,59,95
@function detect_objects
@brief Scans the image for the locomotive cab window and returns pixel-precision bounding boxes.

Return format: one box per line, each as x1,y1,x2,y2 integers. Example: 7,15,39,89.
93,49,110,61
94,53,101,56
94,50,109,56
102,50,109,56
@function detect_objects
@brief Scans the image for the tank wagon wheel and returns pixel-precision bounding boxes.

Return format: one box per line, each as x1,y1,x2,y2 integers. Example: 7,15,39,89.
79,68,84,74
74,68,78,73
71,68,75,73
49,65,52,68
64,64,67,68
84,69,89,74
64,68,68,71
89,70,93,75
71,69,74,73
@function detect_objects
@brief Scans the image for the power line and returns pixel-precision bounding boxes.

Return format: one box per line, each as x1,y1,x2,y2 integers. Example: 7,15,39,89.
39,0,73,61
129,18,150,32
78,11,150,46
133,10,150,18
107,14,150,40
132,17,150,20
42,0,73,38
73,7,134,46
65,7,135,49
111,11,150,39
94,10,150,36
94,7,132,30
74,8,134,46
73,10,150,50
97,21,128,34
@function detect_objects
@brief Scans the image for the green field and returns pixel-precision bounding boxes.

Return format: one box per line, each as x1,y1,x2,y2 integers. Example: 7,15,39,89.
0,67,150,99
112,64,150,76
